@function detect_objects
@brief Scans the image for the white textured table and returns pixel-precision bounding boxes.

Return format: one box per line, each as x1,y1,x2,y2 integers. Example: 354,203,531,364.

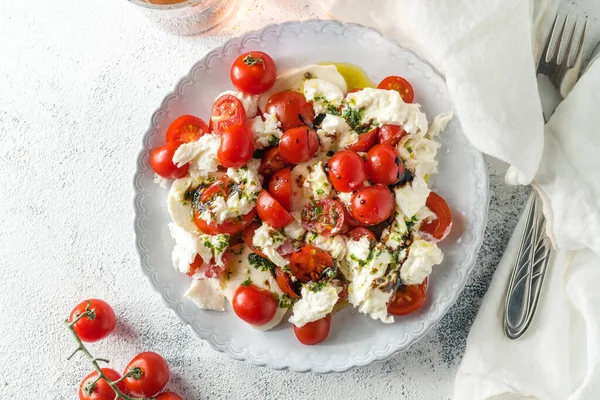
0,1,597,399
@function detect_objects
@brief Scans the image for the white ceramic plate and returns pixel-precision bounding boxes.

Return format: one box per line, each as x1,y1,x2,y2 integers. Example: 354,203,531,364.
133,20,489,373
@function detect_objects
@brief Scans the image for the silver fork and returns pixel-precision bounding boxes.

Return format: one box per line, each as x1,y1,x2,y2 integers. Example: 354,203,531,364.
503,14,587,340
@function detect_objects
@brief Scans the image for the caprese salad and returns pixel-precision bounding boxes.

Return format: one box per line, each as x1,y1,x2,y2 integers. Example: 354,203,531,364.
149,51,454,345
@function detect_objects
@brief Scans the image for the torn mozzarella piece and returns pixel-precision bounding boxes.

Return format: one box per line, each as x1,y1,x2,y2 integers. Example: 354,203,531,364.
427,112,453,137
397,134,441,179
185,278,225,311
303,78,345,115
216,90,259,119
317,115,352,152
169,223,230,274
302,161,332,201
289,282,341,327
399,240,443,285
381,210,409,250
252,223,288,267
393,176,431,218
167,177,197,233
305,233,347,260
290,157,328,213
154,174,169,188
246,113,283,149
284,215,306,240
172,133,220,180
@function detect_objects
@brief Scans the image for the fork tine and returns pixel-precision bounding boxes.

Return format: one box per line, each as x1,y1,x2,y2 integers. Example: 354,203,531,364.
568,18,588,68
549,15,569,64
539,13,560,68
560,18,577,65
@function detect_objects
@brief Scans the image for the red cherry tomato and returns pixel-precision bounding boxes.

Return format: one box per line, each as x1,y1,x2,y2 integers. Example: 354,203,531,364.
150,141,189,179
230,51,277,95
327,150,367,192
217,124,254,168
365,144,404,185
348,88,362,93
123,352,169,398
301,199,345,237
259,146,287,177
342,206,370,229
69,299,116,343
378,76,415,103
350,184,394,225
79,368,125,400
242,221,268,258
155,393,183,400
289,245,333,283
188,252,229,279
279,126,319,164
378,124,407,146
268,168,291,211
419,192,453,241
346,227,377,244
275,267,299,299
200,176,231,203
256,190,294,228
210,95,246,135
232,284,278,326
265,91,314,132
194,208,256,235
166,115,209,143
346,127,378,152
293,314,331,345
387,279,428,316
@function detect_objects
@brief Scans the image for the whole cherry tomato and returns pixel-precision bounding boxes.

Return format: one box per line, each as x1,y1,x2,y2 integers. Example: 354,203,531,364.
69,299,116,343
166,115,209,143
155,393,183,400
232,284,278,326
217,124,254,168
123,352,170,398
365,143,404,185
79,368,125,400
265,91,314,132
350,184,394,225
230,51,277,95
150,141,189,179
327,150,367,192
293,314,331,345
278,126,319,164
378,76,414,103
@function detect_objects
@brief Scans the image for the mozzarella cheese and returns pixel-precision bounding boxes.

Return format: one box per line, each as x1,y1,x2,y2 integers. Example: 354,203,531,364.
289,157,328,213
246,113,283,149
216,90,259,119
303,78,345,115
393,176,431,218
172,133,220,180
302,161,332,201
345,88,428,135
345,238,395,323
252,223,288,267
317,115,352,152
305,232,347,260
397,135,441,179
400,240,443,285
185,278,225,311
154,174,169,188
169,223,229,275
218,244,289,331
283,215,306,240
167,177,198,233
336,191,352,207
289,282,340,327
380,210,408,250
427,112,453,137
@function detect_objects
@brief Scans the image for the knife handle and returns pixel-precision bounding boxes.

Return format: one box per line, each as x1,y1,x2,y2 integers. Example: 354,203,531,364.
503,192,552,339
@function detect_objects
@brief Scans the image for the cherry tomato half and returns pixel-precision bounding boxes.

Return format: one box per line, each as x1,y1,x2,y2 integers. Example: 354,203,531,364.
79,368,125,400
275,267,299,299
419,192,453,241
265,91,314,132
232,284,278,326
289,245,333,283
293,314,331,345
188,253,229,279
350,184,394,225
194,208,256,235
378,76,414,103
365,144,404,185
279,126,319,164
166,115,209,143
150,141,189,179
123,352,169,398
256,190,294,228
210,95,246,135
327,150,367,193
242,221,268,258
346,127,377,152
301,199,345,237
387,279,428,316
346,227,376,244
200,176,231,203
259,146,287,177
230,51,277,95
378,124,407,146
155,393,183,400
69,299,117,343
217,124,254,168
268,168,291,211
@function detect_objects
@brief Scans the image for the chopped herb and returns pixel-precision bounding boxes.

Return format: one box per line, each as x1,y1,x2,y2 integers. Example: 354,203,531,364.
252,149,265,159
322,266,337,279
308,280,327,292
182,201,188,206
248,253,276,272
240,165,248,171
342,106,364,129
316,188,325,196
241,278,252,286
405,215,418,230
268,136,280,146
407,147,413,154
243,54,263,66
313,95,325,101
235,215,243,222
326,104,341,116
273,292,294,308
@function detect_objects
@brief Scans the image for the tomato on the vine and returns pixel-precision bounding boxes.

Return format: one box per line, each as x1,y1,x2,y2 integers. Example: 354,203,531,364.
350,184,394,225
279,126,319,164
265,91,314,132
346,127,377,152
293,314,331,345
256,190,294,228
419,192,453,242
123,352,169,397
268,168,291,210
301,199,345,237
378,124,406,146
166,115,209,143
210,95,246,135
365,143,404,185
230,51,277,95
327,150,367,192
69,299,116,343
217,124,254,168
150,141,189,179
387,279,428,316
378,76,414,103
232,284,278,326
79,368,125,400
289,245,333,283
